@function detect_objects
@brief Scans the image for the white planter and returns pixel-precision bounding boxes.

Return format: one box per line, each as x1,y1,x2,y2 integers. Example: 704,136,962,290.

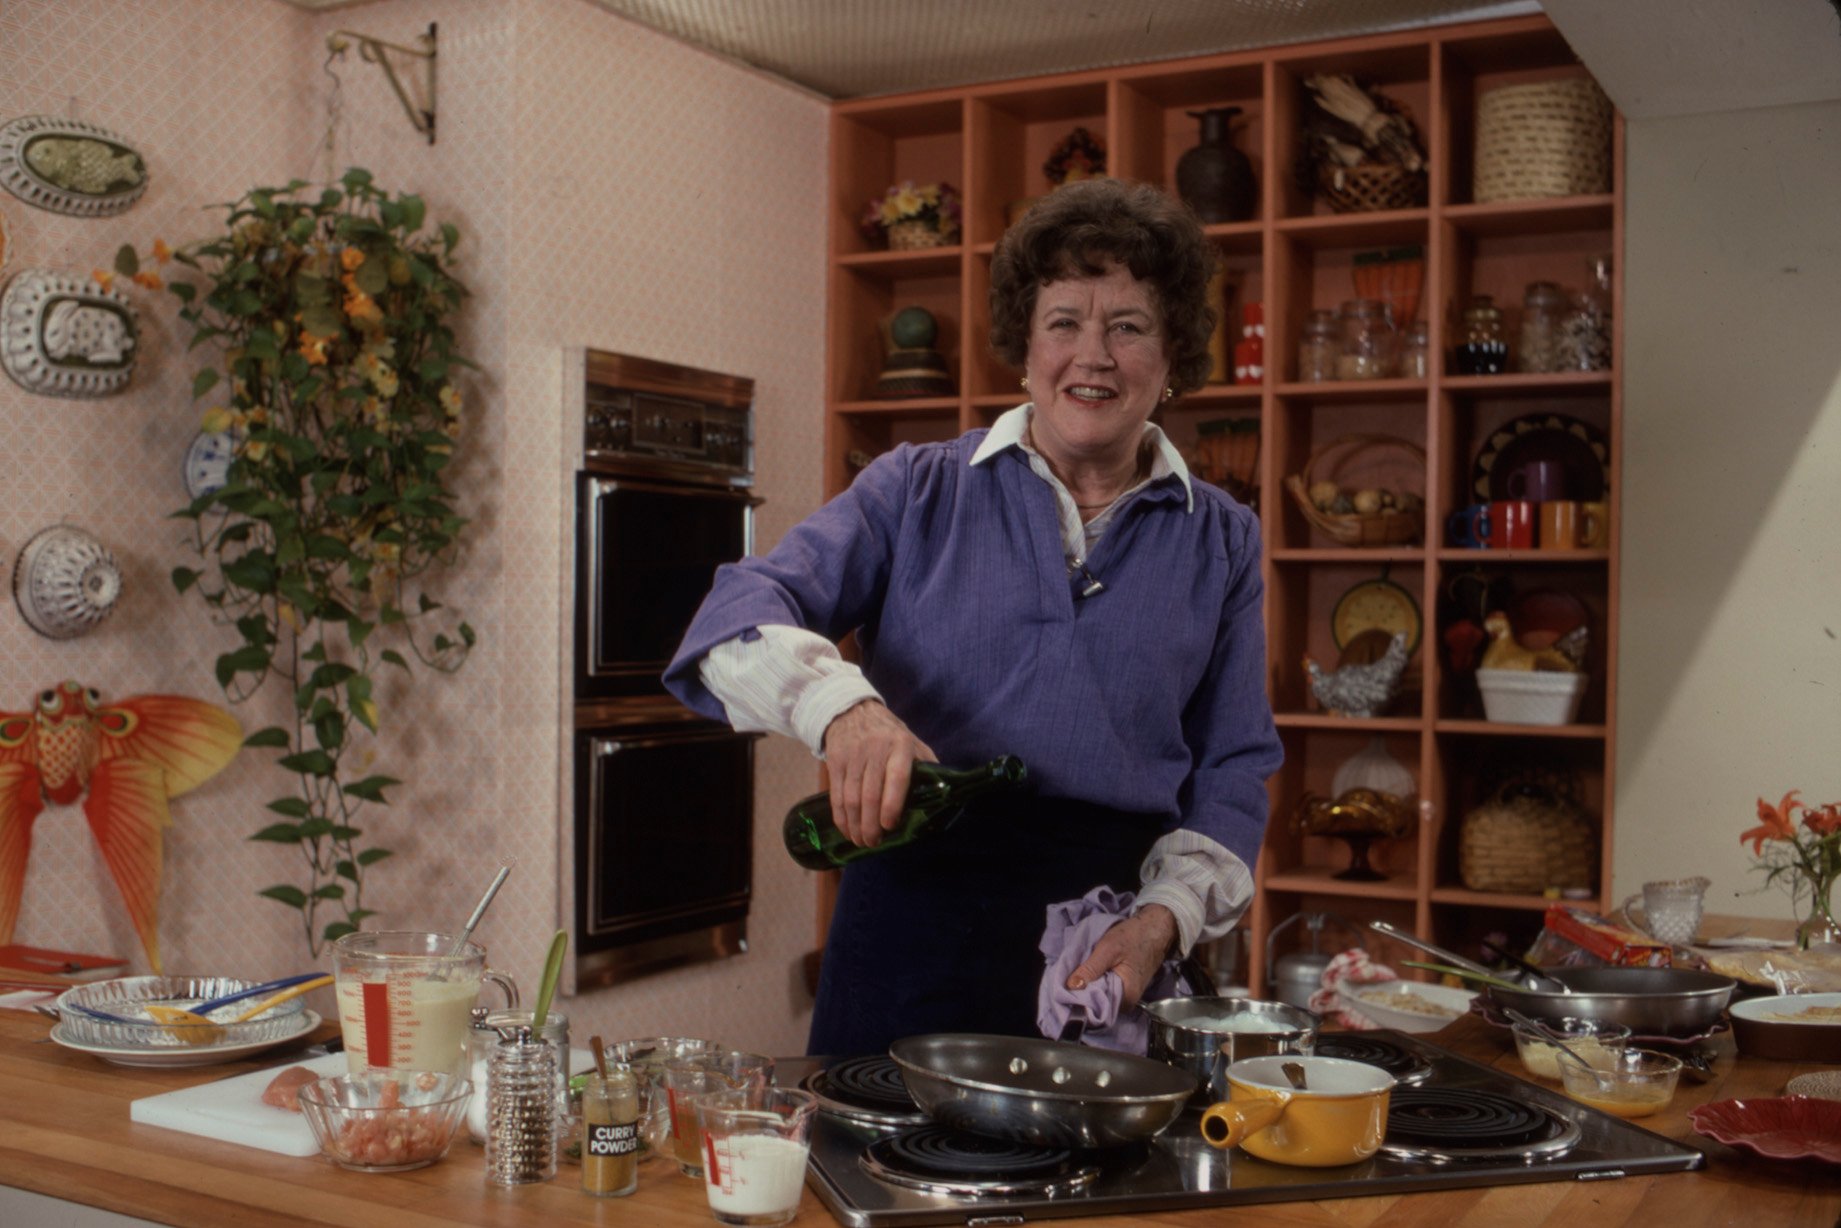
1475,668,1586,726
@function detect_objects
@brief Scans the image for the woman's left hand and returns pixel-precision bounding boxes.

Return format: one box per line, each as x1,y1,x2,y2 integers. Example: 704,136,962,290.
1065,904,1178,1008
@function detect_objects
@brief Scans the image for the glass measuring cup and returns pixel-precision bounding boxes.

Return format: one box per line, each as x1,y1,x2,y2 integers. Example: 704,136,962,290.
332,931,518,1076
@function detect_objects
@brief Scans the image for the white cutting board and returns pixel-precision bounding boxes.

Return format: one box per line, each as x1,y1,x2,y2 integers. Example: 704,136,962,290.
130,1052,346,1156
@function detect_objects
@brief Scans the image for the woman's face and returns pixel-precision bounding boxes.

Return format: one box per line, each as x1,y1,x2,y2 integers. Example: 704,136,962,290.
1024,261,1171,474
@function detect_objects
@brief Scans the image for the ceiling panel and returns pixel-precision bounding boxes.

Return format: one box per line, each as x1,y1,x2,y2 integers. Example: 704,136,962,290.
280,0,1538,98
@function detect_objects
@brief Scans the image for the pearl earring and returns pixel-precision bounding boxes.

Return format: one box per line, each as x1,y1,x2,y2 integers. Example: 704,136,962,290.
1163,386,1174,401
1020,375,1030,391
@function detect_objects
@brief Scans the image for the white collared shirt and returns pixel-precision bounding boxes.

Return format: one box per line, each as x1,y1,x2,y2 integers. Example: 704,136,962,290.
699,406,1252,954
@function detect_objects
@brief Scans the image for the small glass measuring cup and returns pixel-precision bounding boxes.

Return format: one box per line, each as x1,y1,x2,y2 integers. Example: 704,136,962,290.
332,931,518,1076
692,1085,816,1226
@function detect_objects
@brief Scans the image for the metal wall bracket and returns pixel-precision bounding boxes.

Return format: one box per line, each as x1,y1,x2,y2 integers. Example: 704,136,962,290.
327,22,437,144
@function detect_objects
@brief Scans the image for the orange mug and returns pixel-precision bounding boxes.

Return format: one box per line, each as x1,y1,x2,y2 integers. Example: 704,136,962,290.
1539,501,1593,550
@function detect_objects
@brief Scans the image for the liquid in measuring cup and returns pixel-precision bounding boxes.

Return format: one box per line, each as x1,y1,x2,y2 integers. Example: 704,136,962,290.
337,974,480,1074
330,930,518,1076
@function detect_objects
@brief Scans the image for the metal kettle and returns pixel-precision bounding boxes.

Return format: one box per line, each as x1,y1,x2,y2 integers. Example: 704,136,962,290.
1266,911,1359,1009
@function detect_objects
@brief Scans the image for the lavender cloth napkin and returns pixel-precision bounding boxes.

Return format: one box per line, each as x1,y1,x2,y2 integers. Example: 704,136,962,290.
1036,886,1189,1054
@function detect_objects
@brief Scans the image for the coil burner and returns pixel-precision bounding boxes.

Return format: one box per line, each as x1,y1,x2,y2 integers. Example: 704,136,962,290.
1381,1087,1581,1164
1312,1034,1435,1085
861,1126,1102,1198
803,1056,930,1128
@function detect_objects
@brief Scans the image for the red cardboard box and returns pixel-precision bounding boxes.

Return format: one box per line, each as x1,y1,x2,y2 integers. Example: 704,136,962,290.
1542,906,1673,967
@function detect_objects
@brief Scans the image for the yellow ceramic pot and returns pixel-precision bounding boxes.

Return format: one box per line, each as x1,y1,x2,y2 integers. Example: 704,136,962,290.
1199,1055,1394,1167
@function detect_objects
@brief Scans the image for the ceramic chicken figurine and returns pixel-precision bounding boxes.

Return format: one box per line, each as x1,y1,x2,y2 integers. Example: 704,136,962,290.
1479,611,1588,672
0,681,241,972
1304,631,1409,718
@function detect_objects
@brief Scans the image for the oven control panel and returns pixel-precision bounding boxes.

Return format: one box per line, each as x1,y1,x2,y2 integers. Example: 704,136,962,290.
586,387,751,477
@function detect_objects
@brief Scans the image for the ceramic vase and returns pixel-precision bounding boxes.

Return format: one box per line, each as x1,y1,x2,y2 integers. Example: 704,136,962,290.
1175,107,1257,224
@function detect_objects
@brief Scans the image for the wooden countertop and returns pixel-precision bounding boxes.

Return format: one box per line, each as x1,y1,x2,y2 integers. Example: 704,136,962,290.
1,1010,1837,1228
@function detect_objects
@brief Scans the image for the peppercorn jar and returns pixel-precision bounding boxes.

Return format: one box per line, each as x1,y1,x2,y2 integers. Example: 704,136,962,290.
1515,280,1567,373
1297,309,1339,382
1335,298,1396,380
1399,321,1430,379
1452,294,1508,375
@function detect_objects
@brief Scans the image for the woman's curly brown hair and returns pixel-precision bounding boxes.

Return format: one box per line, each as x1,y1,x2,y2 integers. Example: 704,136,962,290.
989,179,1218,395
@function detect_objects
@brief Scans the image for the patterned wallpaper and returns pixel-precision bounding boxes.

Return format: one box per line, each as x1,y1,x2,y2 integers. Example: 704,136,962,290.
0,0,828,1057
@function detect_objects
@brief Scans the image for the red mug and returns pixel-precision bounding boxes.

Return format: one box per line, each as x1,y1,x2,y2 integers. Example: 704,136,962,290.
1486,500,1536,549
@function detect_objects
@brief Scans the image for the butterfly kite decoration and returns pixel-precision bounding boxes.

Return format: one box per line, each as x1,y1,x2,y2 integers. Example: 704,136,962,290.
0,681,241,973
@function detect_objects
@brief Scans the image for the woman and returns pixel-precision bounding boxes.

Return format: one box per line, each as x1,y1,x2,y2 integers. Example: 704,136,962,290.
666,178,1282,1056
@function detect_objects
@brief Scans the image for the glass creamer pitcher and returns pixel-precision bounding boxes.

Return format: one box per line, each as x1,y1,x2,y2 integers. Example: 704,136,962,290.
332,931,519,1075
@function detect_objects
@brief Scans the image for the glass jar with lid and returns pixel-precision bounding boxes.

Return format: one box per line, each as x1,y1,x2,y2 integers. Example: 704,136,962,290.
1515,280,1567,373
1452,294,1508,374
1297,308,1339,382
1335,298,1396,380
1399,321,1430,379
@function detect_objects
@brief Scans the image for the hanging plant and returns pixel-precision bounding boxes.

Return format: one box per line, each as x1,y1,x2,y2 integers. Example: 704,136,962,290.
115,167,476,954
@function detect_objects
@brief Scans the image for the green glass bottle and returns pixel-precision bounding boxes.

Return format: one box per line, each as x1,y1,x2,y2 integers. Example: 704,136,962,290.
782,756,1028,871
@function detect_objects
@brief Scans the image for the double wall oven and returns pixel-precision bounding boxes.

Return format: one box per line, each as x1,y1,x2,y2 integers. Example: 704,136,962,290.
573,349,761,988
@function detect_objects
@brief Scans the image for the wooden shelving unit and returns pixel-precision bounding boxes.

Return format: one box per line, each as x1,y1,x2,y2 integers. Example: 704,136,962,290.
821,14,1622,996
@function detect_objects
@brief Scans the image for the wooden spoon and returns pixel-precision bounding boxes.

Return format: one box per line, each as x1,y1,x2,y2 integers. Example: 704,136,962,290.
142,975,332,1045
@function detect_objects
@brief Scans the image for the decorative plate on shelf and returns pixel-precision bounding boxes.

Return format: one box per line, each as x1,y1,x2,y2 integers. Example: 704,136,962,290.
1472,412,1609,503
1690,1096,1841,1165
1331,577,1422,656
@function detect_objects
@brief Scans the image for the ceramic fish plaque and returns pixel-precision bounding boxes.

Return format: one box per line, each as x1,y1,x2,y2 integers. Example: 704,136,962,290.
0,115,148,216
1,267,138,396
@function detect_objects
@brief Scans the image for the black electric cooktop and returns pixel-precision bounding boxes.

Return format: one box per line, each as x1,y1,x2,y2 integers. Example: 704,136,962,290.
792,1030,1703,1226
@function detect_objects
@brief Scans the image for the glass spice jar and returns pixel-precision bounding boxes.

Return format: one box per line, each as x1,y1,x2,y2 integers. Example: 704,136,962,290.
1399,321,1430,379
1452,294,1508,374
580,1067,640,1197
1335,298,1396,380
1516,280,1567,373
1297,309,1339,382
1558,254,1613,370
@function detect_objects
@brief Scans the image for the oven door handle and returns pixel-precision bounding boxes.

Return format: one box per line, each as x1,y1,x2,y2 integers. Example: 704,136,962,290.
590,730,758,755
585,475,763,507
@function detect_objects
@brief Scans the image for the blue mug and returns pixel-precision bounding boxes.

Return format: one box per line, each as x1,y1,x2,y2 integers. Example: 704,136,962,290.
1446,503,1489,549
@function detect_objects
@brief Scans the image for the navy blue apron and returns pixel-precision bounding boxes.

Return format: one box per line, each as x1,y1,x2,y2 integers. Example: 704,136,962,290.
806,795,1166,1057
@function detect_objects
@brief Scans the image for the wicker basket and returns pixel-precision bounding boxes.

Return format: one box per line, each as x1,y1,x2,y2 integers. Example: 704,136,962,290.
1473,77,1613,203
1317,162,1427,214
1283,434,1424,546
1460,775,1597,894
886,219,952,251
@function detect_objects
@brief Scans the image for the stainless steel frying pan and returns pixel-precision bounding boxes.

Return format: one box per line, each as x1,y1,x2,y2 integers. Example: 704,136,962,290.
888,1033,1195,1148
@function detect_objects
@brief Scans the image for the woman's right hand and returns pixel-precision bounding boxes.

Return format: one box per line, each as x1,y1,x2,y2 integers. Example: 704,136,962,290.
822,700,937,847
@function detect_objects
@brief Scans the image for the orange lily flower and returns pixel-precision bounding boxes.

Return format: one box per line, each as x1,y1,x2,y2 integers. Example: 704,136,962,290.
1740,790,1801,855
90,269,115,291
1806,803,1841,838
132,271,163,291
151,238,173,263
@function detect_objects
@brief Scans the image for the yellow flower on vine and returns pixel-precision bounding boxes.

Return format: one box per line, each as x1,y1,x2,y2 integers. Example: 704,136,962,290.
201,407,234,434
243,438,270,462
438,385,462,415
278,602,301,631
299,332,332,366
345,288,382,325
373,368,399,398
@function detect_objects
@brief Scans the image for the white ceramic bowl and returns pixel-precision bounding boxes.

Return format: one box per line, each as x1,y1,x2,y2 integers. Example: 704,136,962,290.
1344,981,1476,1033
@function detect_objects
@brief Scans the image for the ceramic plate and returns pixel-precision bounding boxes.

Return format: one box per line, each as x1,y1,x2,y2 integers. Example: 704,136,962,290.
49,1010,321,1067
1729,991,1841,1061
1472,412,1610,503
1690,1096,1841,1164
1346,982,1475,1033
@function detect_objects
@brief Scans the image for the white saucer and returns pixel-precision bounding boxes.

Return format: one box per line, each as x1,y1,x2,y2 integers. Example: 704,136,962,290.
50,1010,322,1067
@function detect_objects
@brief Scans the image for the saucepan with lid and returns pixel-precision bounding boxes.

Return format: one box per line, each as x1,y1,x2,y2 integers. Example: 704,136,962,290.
888,1033,1195,1148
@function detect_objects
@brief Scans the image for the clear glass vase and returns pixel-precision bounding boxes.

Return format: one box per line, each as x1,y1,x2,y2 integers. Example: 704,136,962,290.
1796,877,1840,950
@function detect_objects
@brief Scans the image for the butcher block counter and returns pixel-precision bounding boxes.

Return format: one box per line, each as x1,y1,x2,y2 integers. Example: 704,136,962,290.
0,1010,1835,1228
